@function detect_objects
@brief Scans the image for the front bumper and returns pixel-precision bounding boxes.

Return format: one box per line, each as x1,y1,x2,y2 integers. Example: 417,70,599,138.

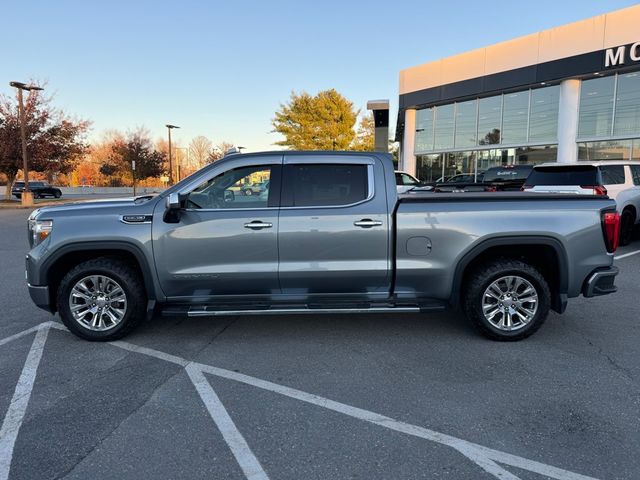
582,266,619,297
28,283,54,312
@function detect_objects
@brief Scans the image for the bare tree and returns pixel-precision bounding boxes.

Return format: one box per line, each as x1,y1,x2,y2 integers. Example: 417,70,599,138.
208,141,236,163
188,135,213,169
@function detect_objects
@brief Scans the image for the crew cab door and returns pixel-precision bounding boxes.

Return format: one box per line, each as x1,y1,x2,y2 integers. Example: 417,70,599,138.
152,155,282,299
277,155,391,296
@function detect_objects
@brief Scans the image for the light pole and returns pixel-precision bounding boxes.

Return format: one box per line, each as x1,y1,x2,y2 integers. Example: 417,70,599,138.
10,81,44,206
165,124,180,185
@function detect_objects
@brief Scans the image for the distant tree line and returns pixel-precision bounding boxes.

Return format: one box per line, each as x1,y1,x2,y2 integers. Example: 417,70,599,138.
0,85,388,197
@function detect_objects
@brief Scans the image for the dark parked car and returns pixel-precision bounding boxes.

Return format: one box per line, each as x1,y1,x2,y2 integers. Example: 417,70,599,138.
433,165,533,192
12,181,62,199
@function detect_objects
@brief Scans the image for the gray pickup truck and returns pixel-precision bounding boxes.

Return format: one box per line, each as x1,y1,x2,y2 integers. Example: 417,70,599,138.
25,151,620,342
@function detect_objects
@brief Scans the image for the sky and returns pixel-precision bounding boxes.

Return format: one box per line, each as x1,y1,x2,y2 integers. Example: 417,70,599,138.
1,0,638,152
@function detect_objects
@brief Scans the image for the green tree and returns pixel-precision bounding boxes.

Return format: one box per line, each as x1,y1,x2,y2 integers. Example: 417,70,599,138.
272,89,358,150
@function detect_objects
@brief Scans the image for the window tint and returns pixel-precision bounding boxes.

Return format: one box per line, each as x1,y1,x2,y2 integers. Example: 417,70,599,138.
187,165,272,209
630,165,640,186
285,164,368,207
526,166,598,186
599,165,625,185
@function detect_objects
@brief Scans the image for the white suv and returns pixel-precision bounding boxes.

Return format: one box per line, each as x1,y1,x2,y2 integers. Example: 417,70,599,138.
523,161,640,245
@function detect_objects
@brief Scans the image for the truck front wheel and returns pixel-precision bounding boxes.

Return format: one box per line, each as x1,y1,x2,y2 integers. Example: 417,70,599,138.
57,257,146,341
462,259,550,341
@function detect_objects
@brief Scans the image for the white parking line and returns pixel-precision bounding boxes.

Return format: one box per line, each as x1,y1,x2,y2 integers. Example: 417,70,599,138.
0,322,603,480
186,365,269,480
0,325,49,480
614,249,640,260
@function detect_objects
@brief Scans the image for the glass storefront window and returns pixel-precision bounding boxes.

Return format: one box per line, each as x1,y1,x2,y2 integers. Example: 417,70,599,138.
633,139,640,161
578,140,632,161
578,76,615,138
415,145,557,182
614,72,640,136
515,145,557,164
434,104,455,150
529,86,559,143
416,154,443,182
454,100,477,148
478,96,501,145
501,91,529,145
415,108,434,153
444,151,476,180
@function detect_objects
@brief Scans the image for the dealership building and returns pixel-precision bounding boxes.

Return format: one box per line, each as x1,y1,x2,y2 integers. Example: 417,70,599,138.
397,4,640,181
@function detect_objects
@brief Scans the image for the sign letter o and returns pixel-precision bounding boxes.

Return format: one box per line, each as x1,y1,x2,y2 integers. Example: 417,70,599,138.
631,42,640,62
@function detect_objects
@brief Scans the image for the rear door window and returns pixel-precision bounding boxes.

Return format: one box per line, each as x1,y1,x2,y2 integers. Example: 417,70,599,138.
283,164,369,207
599,165,626,185
526,166,599,185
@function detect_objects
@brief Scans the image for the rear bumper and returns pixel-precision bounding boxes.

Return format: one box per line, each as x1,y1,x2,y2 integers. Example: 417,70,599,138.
28,284,54,313
582,266,619,297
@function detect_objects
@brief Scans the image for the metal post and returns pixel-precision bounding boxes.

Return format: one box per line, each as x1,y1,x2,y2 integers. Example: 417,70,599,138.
132,160,137,196
16,88,30,195
167,127,173,185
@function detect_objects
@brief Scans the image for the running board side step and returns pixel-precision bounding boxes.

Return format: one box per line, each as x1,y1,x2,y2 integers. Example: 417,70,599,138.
187,306,427,317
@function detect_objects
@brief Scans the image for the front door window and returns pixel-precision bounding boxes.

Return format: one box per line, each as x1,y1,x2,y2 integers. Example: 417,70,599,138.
187,166,272,209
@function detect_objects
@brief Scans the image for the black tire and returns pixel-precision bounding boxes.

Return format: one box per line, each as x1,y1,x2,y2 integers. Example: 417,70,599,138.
54,191,61,198
619,209,635,247
462,258,551,341
57,257,146,341
33,192,40,199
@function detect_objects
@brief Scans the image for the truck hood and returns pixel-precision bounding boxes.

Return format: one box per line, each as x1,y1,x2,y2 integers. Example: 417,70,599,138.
30,195,161,218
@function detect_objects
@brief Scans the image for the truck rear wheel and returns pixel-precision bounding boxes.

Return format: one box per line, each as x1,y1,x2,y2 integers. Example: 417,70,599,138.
57,257,146,341
462,258,550,341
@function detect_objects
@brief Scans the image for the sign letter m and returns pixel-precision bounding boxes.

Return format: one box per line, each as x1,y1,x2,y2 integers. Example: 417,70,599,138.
605,46,625,67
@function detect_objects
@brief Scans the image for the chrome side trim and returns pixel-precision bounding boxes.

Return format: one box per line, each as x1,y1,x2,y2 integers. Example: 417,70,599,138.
119,215,152,225
188,306,421,317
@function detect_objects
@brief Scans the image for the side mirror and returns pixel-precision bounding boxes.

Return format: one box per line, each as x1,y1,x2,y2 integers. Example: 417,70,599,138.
164,192,182,223
166,192,181,210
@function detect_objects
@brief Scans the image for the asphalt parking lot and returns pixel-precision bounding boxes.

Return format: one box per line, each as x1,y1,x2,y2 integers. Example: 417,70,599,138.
1,208,639,480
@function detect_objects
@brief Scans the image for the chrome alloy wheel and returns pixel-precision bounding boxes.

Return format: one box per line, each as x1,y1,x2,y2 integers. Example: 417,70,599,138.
69,275,127,331
482,275,538,331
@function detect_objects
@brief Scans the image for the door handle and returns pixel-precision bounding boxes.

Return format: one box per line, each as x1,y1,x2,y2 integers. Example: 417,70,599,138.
244,221,273,229
354,219,383,228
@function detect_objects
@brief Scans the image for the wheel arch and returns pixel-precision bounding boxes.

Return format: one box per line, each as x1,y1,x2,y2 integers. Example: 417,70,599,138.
451,236,569,314
41,241,158,314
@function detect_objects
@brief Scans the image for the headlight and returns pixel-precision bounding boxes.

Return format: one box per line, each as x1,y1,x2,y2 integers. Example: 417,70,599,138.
28,219,53,246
